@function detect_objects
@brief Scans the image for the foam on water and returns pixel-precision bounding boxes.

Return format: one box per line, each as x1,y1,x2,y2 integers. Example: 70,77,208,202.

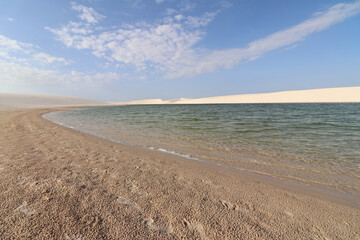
156,148,203,162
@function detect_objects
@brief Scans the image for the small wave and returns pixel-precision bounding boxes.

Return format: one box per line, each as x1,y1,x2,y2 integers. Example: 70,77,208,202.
156,148,203,162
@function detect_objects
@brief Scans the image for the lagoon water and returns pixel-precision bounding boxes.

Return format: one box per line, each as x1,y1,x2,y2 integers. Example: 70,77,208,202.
44,103,360,196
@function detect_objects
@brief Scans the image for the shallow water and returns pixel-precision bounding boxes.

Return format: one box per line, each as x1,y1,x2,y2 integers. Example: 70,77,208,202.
44,103,360,196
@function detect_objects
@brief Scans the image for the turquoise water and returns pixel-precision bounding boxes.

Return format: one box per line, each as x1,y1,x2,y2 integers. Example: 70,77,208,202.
44,104,360,196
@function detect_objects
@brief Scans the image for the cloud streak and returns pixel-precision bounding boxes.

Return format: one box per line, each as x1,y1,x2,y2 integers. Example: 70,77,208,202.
0,61,121,87
32,52,70,65
71,2,105,24
47,1,360,79
47,8,212,70
0,34,120,88
0,34,71,66
0,34,33,53
165,0,360,78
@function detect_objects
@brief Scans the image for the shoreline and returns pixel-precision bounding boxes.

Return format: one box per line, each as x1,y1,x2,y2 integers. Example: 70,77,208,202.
44,105,360,204
44,107,360,208
0,107,359,239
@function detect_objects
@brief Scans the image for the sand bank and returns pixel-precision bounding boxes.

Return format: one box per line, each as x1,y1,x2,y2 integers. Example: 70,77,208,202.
0,93,108,110
118,86,360,105
0,107,359,239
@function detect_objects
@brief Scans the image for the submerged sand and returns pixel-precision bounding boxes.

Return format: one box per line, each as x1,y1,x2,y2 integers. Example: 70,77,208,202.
0,107,359,239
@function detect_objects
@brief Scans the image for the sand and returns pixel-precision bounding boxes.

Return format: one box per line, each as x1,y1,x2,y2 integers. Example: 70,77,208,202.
0,105,359,238
0,93,108,110
118,86,360,105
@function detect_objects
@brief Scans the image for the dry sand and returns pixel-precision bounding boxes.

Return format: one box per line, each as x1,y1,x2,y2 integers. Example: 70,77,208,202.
0,93,108,110
0,106,359,239
118,86,360,105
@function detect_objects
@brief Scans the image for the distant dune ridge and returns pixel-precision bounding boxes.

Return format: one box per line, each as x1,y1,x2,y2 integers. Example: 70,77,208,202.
1,87,359,109
118,87,360,105
0,93,108,109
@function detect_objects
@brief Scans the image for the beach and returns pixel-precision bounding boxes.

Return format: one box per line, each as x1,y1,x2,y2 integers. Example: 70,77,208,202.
2,0,359,237
0,106,359,239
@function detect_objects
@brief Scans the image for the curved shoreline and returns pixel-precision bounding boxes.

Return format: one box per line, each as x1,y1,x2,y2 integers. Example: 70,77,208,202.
43,106,360,206
0,107,359,239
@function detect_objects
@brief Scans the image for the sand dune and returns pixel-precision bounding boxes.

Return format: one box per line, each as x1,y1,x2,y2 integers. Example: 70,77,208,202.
109,98,166,105
2,87,358,109
118,87,360,105
0,93,108,109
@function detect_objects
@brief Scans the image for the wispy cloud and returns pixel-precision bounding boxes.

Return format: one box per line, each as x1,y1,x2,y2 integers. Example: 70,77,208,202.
71,2,105,24
0,35,105,88
8,17,14,21
47,1,360,80
183,11,218,28
248,2,360,55
0,34,70,66
0,34,33,53
165,0,360,78
122,0,144,9
0,61,122,87
0,15,122,89
47,7,212,70
32,52,70,65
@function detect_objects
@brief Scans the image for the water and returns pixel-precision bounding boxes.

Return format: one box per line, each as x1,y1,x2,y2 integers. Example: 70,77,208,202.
44,103,360,196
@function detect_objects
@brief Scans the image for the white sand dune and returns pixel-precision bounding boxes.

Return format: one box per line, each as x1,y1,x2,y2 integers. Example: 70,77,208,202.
109,99,166,105
113,98,194,105
2,86,359,109
118,87,360,105
0,93,108,110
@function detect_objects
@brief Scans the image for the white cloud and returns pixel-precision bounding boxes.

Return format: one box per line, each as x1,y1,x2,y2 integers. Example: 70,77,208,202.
8,17,14,21
32,52,70,65
0,27,120,89
0,34,33,52
71,2,105,24
0,61,122,87
47,12,207,70
155,0,165,4
180,1,196,12
218,1,232,9
48,1,360,80
246,3,360,55
166,0,360,78
0,34,71,68
174,14,183,21
185,12,217,28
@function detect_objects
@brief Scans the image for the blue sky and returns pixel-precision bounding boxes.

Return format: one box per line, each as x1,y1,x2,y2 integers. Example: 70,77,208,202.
1,0,359,101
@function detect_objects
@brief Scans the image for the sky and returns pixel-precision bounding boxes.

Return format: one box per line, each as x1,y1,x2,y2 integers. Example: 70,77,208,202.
0,0,359,102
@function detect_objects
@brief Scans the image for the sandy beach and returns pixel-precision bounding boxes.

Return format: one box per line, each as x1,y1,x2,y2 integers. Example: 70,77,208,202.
0,93,108,110
0,104,359,239
2,0,360,237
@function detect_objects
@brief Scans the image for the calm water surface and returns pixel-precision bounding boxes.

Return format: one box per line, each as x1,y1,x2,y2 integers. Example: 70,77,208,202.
44,104,360,196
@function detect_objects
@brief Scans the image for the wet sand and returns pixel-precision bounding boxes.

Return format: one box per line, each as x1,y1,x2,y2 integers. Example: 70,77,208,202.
0,108,359,239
